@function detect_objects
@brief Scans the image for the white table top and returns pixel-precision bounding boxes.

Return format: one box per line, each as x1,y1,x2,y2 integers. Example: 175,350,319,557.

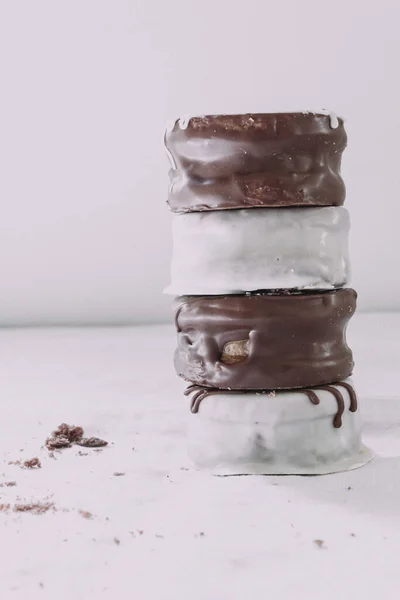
1,314,400,599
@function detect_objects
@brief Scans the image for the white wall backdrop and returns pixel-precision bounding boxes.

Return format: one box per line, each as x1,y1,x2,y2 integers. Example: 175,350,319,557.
0,0,398,325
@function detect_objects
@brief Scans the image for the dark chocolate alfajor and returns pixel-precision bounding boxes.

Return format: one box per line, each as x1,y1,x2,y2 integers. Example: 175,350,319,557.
166,112,347,213
174,289,356,390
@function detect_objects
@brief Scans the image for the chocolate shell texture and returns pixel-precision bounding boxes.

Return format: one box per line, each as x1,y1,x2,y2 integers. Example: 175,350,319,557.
165,112,347,213
165,206,350,295
174,289,356,390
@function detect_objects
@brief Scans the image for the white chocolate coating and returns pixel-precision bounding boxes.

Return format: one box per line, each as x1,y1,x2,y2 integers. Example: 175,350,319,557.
187,380,372,475
166,206,350,295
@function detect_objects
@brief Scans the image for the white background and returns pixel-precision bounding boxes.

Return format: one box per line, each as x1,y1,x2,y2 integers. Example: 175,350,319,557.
0,0,398,325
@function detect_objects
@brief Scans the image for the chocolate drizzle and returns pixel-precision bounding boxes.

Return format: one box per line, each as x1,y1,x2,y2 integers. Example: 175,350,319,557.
185,382,357,429
334,381,358,412
313,385,345,428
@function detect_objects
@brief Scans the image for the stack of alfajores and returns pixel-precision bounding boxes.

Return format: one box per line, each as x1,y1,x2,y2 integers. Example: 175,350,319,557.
165,112,372,475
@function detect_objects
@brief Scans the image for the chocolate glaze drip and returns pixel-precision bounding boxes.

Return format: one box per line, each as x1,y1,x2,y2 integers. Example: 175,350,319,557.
175,290,356,390
185,381,357,429
301,389,320,406
334,381,358,412
314,385,345,428
166,113,347,213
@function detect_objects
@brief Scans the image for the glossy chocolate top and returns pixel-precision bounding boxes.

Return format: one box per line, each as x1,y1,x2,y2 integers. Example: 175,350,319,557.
174,289,356,390
165,112,347,212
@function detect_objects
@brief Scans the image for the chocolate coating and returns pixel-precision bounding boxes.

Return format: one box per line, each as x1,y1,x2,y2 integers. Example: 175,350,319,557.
174,289,356,390
166,113,347,213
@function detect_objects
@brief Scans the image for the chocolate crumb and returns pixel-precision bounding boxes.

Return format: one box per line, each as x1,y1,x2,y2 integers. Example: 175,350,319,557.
137,529,144,536
53,423,84,442
77,451,89,456
67,426,84,442
114,537,120,545
313,539,325,548
13,502,54,515
77,437,108,448
45,423,86,451
347,486,352,491
46,436,71,450
8,460,21,466
0,481,17,488
79,510,93,519
0,504,11,511
23,458,41,469
113,472,125,477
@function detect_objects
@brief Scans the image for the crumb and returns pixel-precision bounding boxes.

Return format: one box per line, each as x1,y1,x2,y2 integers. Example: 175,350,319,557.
0,481,17,488
155,534,164,539
23,458,41,469
77,451,89,456
39,583,44,589
137,529,144,535
67,426,84,442
0,504,11,511
79,510,93,519
53,423,84,443
77,437,108,448
114,537,120,545
113,472,125,477
45,423,85,451
46,436,71,450
13,502,54,515
347,486,352,491
195,531,205,538
313,539,325,548
93,449,103,453
350,533,356,537
105,517,110,521
8,460,21,466
180,467,189,471
268,391,276,397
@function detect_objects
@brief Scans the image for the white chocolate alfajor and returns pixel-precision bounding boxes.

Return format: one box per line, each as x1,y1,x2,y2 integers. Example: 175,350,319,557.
165,206,350,295
186,379,372,475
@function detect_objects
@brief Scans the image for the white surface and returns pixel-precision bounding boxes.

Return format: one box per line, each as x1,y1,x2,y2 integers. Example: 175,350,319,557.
188,379,368,475
0,0,400,324
1,313,400,599
167,207,349,294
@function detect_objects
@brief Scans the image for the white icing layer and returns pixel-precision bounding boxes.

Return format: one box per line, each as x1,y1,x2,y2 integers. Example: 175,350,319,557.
317,108,339,129
187,380,372,475
166,207,350,295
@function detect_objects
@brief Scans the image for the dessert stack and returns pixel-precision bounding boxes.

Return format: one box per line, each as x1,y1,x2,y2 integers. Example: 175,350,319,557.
165,112,372,475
